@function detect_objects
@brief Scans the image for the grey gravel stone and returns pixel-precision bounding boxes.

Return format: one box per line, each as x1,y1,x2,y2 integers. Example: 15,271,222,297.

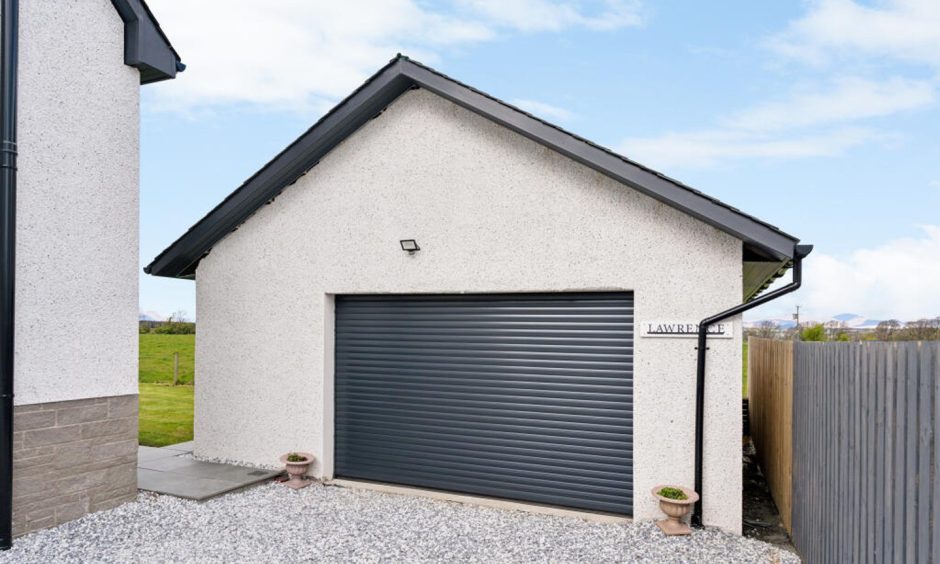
176,452,281,471
1,482,799,563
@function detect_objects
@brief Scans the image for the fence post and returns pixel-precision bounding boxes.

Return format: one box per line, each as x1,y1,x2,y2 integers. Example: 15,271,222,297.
173,352,179,386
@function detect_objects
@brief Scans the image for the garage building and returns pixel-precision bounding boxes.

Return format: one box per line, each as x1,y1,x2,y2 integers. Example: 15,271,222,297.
146,55,806,533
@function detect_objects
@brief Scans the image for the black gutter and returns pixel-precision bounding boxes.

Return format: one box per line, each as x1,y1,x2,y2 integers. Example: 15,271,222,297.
0,0,17,551
691,243,813,527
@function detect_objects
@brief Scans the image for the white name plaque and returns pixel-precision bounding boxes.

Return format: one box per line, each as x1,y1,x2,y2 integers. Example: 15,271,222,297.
639,321,733,339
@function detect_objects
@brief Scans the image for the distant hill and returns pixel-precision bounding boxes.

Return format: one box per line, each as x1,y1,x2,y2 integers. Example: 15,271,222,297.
745,313,883,330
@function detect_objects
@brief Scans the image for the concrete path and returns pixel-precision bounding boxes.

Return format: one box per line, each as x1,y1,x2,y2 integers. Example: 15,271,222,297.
138,442,281,501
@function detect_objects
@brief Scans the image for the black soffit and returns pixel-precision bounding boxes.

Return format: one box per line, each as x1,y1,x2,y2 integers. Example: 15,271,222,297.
110,0,184,84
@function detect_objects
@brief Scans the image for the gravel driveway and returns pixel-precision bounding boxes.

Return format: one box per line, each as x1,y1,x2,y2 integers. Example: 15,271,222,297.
1,482,798,563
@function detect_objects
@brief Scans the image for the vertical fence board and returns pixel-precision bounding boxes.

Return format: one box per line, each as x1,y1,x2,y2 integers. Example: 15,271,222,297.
884,344,896,562
932,344,940,564
894,346,907,564
872,347,884,562
850,347,872,562
917,343,931,564
834,345,855,562
896,343,917,562
751,340,940,564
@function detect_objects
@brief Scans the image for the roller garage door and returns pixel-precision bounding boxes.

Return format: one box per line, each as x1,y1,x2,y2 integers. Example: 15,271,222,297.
334,293,634,514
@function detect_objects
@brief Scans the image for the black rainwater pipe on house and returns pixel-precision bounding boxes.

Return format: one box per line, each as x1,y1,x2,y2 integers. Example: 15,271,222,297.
0,0,17,551
691,243,813,528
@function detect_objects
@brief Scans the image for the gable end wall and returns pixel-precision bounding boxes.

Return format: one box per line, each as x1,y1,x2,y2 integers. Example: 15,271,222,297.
194,89,744,532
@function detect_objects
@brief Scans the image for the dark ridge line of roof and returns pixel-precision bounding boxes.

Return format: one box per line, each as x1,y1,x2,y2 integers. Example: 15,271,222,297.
146,54,799,278
145,56,404,272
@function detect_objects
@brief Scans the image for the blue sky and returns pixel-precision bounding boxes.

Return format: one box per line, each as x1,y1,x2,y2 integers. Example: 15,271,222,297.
140,0,940,323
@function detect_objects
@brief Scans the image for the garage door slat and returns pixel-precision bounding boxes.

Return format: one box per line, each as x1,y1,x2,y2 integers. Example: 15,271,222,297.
337,372,630,393
339,404,631,433
336,424,632,460
341,396,630,426
335,419,629,449
337,364,631,385
334,292,633,515
335,334,631,347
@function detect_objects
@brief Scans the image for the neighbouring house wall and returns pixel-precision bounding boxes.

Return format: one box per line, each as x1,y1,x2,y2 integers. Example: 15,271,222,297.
14,0,140,405
195,89,744,532
11,396,138,536
7,0,142,537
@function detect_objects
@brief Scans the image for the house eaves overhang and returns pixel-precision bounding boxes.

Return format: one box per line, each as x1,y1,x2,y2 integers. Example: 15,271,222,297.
110,0,184,84
145,55,800,282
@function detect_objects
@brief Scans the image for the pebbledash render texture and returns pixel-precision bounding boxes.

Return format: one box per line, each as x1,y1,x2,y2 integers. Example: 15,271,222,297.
4,0,181,538
12,397,138,536
148,57,805,534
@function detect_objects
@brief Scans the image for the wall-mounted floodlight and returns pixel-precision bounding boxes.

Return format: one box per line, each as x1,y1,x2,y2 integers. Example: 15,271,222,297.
400,239,420,254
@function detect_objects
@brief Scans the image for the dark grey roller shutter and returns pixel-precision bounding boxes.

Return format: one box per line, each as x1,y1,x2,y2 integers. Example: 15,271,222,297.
334,292,633,514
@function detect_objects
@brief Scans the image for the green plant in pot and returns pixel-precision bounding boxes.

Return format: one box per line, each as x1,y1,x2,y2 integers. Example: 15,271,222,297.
651,485,699,535
279,452,315,489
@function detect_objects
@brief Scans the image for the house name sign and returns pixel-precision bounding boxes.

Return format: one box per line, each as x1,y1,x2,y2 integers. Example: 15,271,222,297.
639,321,734,339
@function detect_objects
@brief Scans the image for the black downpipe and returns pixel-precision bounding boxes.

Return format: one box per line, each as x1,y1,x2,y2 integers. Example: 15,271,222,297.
0,0,17,551
691,244,813,527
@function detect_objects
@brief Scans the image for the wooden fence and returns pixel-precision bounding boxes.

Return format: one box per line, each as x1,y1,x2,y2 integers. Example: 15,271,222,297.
749,339,940,563
747,337,793,533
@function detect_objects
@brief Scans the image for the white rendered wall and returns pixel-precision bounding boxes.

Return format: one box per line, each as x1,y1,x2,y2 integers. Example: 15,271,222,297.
195,89,744,532
13,0,140,404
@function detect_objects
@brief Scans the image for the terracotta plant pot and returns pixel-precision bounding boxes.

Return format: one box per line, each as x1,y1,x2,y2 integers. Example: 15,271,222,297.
279,452,315,489
651,484,699,536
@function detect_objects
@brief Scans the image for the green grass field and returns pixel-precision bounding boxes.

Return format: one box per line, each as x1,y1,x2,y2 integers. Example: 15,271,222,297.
139,334,195,446
140,334,195,384
139,383,193,447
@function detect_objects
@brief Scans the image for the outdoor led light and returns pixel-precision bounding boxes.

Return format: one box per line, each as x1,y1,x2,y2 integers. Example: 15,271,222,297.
400,239,420,253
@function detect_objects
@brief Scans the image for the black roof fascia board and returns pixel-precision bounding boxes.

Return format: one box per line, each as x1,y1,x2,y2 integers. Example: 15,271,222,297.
110,0,183,84
400,62,797,260
146,56,799,278
146,58,413,278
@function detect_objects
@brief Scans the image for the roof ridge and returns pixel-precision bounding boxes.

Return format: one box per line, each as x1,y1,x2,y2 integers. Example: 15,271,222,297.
147,55,800,279
145,56,406,271
402,57,788,237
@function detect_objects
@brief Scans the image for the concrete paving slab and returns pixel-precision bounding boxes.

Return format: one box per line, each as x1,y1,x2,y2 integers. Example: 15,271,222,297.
138,454,204,472
138,446,179,462
137,444,282,501
137,469,243,501
164,461,279,483
162,441,194,453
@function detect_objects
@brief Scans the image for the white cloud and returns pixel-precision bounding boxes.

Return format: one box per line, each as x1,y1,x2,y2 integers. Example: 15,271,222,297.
618,75,934,169
768,0,940,68
509,98,575,121
756,226,940,321
455,0,642,31
619,127,876,170
146,0,642,113
615,1,940,170
725,77,935,132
